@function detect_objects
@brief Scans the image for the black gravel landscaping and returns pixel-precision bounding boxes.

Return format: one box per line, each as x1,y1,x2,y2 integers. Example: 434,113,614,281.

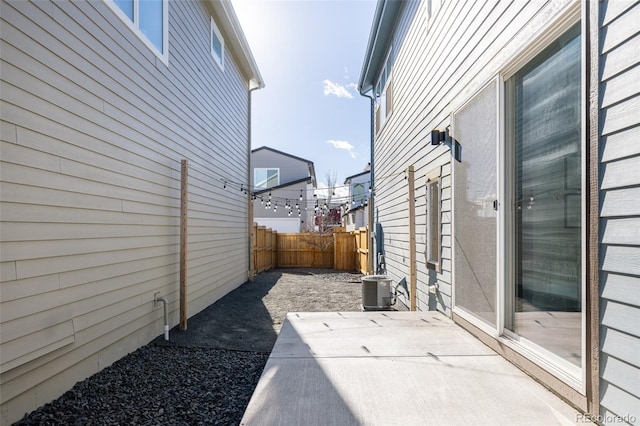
14,346,268,426
13,269,365,426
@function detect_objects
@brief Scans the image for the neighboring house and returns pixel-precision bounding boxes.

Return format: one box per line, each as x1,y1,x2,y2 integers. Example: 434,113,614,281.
342,170,370,231
251,146,316,233
359,0,639,423
0,0,262,423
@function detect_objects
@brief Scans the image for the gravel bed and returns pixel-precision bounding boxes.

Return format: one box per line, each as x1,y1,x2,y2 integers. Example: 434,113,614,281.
14,268,365,426
14,346,268,426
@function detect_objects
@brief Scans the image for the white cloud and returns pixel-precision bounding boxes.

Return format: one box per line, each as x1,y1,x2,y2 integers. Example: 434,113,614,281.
326,139,358,159
322,79,353,99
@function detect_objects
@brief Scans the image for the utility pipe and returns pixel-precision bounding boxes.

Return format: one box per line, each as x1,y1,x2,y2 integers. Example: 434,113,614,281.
154,294,169,340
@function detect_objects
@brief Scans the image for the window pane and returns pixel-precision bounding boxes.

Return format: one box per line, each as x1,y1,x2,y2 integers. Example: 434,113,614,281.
255,169,267,188
139,0,163,52
212,31,223,62
255,169,278,188
353,184,365,202
267,169,279,187
509,24,581,367
114,0,133,20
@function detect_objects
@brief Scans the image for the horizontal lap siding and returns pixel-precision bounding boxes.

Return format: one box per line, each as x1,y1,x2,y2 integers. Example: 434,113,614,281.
598,1,640,423
0,0,250,422
251,149,310,186
374,0,575,313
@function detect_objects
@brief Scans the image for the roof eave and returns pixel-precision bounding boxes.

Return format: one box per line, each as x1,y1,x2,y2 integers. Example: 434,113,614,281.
358,0,403,94
207,0,265,90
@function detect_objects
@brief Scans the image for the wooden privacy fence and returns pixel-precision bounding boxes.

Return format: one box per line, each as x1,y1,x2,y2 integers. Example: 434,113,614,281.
251,224,370,273
353,227,369,274
253,224,277,273
334,231,356,271
277,233,334,268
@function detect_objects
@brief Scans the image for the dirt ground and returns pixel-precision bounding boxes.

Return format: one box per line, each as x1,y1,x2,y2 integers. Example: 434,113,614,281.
156,268,366,353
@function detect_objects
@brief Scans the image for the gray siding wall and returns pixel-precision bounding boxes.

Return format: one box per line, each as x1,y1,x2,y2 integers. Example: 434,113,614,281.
252,180,314,230
598,1,640,423
373,0,452,312
373,0,576,313
251,149,310,186
0,0,251,422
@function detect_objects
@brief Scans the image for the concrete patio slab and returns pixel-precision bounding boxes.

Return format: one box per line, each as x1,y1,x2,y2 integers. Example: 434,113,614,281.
241,311,588,426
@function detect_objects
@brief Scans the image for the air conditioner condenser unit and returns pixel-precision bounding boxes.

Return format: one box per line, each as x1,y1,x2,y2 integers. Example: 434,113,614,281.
361,275,393,310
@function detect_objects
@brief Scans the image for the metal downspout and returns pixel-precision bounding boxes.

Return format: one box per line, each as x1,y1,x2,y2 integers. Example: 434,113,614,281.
360,90,376,274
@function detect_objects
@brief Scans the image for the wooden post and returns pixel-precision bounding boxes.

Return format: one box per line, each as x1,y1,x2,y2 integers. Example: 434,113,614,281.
408,165,417,311
180,159,188,330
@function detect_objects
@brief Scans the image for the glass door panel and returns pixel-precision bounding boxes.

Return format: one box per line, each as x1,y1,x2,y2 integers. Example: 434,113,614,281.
506,24,582,367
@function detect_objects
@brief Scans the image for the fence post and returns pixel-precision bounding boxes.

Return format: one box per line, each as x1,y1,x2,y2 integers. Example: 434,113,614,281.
180,159,188,330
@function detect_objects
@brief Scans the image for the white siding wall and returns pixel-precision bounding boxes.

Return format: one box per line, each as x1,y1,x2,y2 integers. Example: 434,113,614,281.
598,1,640,423
373,0,576,312
0,0,251,422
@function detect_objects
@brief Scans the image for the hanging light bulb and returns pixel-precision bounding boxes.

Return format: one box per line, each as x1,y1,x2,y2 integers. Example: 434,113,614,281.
299,190,303,201
223,181,227,189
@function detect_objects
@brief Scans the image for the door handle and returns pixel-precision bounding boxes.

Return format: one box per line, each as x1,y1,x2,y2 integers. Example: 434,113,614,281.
493,200,498,211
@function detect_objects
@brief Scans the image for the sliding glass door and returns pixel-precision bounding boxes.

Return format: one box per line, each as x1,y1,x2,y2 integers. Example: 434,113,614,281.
505,24,582,368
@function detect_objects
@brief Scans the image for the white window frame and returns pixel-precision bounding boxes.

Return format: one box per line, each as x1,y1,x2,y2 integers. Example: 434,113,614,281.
105,0,169,65
210,16,225,71
254,168,280,189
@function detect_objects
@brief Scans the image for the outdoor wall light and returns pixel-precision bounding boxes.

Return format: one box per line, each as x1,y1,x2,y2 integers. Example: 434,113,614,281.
431,127,462,162
430,129,448,145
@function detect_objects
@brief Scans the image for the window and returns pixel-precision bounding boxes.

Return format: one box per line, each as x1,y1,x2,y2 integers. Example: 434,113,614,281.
211,16,224,70
107,0,167,62
254,168,279,189
375,47,394,133
353,183,365,203
426,168,441,271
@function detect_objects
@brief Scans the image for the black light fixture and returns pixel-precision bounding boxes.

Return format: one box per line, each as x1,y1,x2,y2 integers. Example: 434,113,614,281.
431,129,447,145
431,126,462,162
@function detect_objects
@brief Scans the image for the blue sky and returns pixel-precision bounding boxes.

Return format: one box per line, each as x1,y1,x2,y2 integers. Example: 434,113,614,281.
231,0,377,197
